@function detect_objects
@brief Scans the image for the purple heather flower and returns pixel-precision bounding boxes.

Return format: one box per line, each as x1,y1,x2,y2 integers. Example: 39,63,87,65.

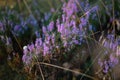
73,40,79,44
112,43,117,51
63,41,68,47
89,25,93,31
70,20,76,28
60,23,65,34
62,14,65,22
84,1,90,11
117,38,120,45
42,26,47,33
43,43,49,55
103,61,109,73
62,0,77,17
35,38,43,46
0,22,4,31
47,21,54,32
80,18,87,26
104,41,109,48
22,45,34,65
109,54,118,67
35,38,43,54
45,34,51,44
44,12,51,21
22,54,32,65
51,33,55,44
35,31,40,37
72,27,79,35
14,25,21,32
109,42,113,49
107,34,115,42
57,19,61,32
27,43,35,53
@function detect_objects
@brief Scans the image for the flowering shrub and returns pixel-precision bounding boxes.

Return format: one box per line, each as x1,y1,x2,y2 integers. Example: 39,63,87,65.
97,32,120,79
21,0,120,79
1,0,120,80
22,0,87,65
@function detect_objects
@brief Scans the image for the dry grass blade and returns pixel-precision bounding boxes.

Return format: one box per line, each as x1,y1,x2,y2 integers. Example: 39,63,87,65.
36,62,97,80
112,0,114,19
79,6,97,19
100,0,110,17
34,56,45,80
17,0,22,12
37,62,45,80
23,0,33,16
96,9,102,31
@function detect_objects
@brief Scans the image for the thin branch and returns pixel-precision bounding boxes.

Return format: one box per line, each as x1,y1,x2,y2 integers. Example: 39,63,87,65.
36,62,97,80
96,9,102,31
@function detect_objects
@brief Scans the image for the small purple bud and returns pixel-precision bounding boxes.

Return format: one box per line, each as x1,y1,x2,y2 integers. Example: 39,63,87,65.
48,21,54,32
0,22,4,31
14,25,21,31
42,26,47,33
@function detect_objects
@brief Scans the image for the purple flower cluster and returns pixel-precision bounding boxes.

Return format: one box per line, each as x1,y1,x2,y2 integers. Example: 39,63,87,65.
98,54,118,74
57,0,88,48
22,26,56,65
22,0,90,66
62,0,77,18
22,37,45,65
22,45,34,66
102,34,120,55
0,22,4,31
47,21,54,32
98,33,120,75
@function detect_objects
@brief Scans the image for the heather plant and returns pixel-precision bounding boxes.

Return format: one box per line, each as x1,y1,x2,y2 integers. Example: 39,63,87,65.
21,0,98,79
1,0,120,80
21,0,120,79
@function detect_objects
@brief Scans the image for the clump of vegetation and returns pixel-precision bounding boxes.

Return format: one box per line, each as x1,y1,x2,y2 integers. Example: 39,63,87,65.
0,0,120,80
